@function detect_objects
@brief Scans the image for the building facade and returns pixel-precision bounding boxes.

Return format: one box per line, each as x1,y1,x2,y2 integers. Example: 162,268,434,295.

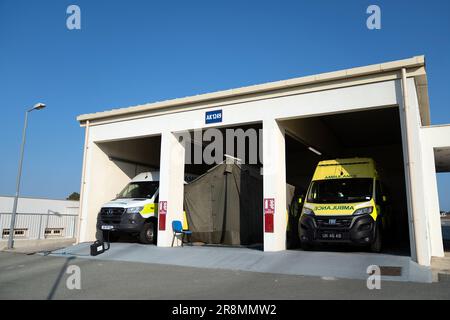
77,56,450,267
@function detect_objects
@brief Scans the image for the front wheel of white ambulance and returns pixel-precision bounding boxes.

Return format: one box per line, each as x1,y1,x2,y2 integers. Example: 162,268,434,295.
139,221,157,244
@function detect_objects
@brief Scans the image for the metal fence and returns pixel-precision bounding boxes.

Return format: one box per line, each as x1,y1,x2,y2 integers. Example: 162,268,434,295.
0,212,78,240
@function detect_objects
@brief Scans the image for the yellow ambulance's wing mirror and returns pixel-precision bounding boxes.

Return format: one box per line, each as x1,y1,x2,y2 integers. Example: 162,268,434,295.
382,195,388,202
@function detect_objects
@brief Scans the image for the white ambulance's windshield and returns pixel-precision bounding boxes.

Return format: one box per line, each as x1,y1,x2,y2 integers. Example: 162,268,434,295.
117,182,159,199
307,178,373,204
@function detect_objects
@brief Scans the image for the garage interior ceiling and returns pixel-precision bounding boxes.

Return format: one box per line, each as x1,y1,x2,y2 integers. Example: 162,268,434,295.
183,123,263,174
282,107,403,160
97,135,162,170
319,108,402,149
95,123,265,178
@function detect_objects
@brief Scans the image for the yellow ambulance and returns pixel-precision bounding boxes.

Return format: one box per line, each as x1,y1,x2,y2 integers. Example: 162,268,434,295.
298,158,390,252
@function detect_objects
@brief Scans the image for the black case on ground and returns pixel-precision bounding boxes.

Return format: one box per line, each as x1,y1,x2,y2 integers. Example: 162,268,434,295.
90,240,110,256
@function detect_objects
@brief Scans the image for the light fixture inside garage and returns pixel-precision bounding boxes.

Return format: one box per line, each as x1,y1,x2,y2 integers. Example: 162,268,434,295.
308,146,322,156
285,129,323,157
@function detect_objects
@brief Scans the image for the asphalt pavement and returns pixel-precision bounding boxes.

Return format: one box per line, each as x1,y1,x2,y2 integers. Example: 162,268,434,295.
0,252,449,300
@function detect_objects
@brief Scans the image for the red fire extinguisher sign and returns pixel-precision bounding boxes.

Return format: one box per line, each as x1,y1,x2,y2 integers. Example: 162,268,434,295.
264,198,274,233
264,198,275,215
158,201,167,230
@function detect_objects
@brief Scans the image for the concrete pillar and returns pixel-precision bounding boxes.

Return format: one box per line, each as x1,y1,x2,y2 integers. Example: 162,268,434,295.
76,121,90,244
262,119,287,251
157,131,186,247
400,74,432,266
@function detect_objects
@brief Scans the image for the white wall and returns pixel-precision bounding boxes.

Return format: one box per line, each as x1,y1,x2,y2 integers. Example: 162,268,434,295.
88,81,399,143
420,125,450,258
78,142,135,242
0,196,78,215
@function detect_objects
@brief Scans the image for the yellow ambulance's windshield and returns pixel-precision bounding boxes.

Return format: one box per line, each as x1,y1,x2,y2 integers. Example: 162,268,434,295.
307,178,373,204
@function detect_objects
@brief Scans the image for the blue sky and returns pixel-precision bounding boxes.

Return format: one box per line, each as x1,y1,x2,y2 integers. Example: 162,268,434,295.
0,0,449,209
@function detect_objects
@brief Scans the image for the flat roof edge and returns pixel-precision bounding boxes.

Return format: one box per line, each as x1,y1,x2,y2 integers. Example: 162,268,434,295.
422,124,450,129
77,55,425,123
0,195,80,202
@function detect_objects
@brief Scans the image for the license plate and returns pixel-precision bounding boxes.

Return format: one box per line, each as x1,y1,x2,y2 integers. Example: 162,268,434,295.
101,225,114,231
321,232,343,240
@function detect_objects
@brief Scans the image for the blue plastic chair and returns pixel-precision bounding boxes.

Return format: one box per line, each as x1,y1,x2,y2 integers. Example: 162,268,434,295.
171,220,192,247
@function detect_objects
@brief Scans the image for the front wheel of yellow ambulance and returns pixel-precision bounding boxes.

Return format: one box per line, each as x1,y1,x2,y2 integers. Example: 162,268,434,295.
369,221,383,253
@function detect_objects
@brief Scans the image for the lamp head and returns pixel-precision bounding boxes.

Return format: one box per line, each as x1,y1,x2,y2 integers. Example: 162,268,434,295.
33,103,46,111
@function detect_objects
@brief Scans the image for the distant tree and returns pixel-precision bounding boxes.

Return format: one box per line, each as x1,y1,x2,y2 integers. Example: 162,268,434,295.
67,192,80,201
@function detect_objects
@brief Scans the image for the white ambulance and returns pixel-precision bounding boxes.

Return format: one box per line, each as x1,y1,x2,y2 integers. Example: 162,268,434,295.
96,171,196,244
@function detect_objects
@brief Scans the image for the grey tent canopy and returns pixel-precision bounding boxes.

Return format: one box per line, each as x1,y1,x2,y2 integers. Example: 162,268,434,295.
184,158,297,246
184,159,263,246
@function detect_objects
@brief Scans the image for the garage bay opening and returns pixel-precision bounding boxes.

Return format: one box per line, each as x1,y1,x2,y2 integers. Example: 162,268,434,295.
94,135,162,244
181,123,264,249
282,107,410,255
434,147,450,254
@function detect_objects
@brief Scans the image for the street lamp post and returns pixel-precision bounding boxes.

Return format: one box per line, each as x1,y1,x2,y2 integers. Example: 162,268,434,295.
7,103,46,249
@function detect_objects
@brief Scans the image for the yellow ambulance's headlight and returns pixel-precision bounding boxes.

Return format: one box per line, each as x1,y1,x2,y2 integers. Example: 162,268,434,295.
302,207,315,216
353,206,373,216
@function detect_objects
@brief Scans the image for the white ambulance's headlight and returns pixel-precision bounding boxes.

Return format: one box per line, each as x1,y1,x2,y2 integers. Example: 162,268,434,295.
126,207,144,214
353,206,373,216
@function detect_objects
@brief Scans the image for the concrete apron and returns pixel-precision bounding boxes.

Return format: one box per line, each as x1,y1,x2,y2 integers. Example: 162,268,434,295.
48,243,432,283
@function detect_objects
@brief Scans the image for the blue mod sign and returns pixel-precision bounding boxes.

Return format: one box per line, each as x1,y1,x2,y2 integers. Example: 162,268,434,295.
205,110,222,124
